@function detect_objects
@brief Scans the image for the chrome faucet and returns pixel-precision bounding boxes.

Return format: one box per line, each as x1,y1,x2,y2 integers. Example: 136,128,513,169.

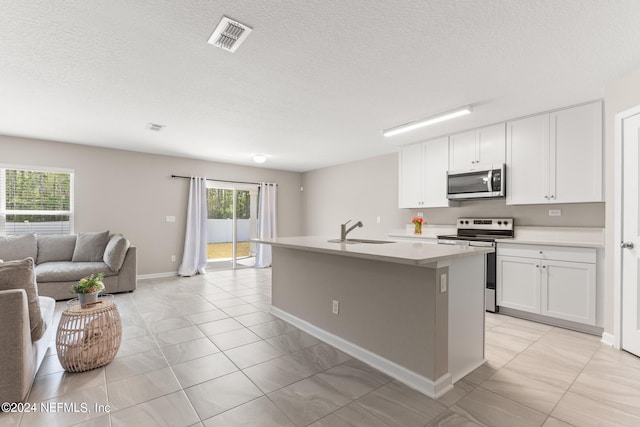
341,219,363,241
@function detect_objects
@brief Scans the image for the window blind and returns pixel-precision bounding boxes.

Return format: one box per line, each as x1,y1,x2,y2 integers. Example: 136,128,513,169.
0,167,74,235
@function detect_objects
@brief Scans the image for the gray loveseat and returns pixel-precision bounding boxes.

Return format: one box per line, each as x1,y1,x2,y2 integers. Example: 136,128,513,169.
0,231,137,300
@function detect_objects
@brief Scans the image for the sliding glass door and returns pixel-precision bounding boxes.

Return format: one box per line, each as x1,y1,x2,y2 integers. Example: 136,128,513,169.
206,181,258,269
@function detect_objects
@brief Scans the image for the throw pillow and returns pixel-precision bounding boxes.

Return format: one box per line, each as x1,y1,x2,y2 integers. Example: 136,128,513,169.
103,234,130,272
0,258,46,341
37,234,77,264
0,234,37,262
72,231,110,262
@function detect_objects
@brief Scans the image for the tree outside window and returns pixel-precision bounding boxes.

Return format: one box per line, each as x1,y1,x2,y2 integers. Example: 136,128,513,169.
207,188,250,219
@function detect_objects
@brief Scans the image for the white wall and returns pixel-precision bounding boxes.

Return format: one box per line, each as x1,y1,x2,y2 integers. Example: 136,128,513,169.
302,154,407,239
0,135,303,275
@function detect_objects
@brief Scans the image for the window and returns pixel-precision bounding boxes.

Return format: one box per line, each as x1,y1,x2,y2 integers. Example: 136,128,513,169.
0,167,74,235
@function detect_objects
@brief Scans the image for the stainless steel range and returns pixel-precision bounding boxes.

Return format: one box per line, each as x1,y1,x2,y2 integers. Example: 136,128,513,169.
437,217,514,312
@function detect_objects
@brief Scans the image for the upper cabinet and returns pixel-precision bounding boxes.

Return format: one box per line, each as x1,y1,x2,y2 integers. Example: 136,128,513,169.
506,101,603,205
449,123,506,171
399,137,456,208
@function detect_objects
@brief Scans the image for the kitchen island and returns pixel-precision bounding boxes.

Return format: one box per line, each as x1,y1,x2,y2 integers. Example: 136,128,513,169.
257,236,493,398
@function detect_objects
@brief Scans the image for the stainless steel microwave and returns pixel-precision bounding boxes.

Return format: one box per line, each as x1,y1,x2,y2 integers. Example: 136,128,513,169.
447,164,505,200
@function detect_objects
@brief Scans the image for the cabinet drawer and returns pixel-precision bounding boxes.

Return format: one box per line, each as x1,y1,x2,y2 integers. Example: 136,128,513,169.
496,243,596,263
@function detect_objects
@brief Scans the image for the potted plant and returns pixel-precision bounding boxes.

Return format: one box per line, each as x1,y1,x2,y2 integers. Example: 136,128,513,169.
70,273,105,308
412,216,425,235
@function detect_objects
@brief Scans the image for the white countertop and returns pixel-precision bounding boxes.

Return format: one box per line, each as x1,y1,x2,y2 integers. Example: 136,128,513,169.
256,236,493,267
388,225,604,248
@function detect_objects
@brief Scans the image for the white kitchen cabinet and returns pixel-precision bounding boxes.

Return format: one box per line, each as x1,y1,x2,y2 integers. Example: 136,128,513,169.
496,255,541,314
449,123,505,171
497,243,596,326
542,259,596,325
398,143,423,208
399,137,457,208
506,101,603,205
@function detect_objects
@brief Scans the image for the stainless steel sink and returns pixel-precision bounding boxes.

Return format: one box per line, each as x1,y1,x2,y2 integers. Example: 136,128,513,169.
327,238,395,244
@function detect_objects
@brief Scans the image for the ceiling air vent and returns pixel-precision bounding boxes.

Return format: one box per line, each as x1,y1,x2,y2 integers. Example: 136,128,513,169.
207,16,252,53
145,123,165,132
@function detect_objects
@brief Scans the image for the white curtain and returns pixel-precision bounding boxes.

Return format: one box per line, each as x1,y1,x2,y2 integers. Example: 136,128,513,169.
178,177,208,276
255,183,277,268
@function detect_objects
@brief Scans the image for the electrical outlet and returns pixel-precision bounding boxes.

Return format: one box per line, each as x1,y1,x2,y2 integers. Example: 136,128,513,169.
416,212,424,218
166,215,176,223
376,216,381,224
332,299,339,315
440,274,447,293
548,209,562,217
171,255,176,262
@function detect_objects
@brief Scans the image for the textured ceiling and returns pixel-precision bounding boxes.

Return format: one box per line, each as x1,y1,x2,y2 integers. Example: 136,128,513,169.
2,1,640,172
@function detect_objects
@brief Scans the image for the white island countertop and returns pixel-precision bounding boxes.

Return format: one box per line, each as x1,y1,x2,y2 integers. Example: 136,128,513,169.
256,236,493,267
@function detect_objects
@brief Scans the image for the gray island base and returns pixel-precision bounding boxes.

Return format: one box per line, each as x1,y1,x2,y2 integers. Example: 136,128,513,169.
257,236,493,398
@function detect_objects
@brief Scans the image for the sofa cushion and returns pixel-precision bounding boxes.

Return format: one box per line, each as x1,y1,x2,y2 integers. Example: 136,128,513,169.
0,234,37,262
0,258,46,341
36,262,116,283
103,234,130,272
72,231,110,262
37,234,77,264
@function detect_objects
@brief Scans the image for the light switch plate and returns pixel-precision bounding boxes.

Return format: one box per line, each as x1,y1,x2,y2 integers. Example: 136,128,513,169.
440,274,447,293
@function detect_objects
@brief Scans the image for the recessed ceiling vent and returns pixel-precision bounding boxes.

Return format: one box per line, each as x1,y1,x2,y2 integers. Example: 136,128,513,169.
145,123,165,132
207,16,252,53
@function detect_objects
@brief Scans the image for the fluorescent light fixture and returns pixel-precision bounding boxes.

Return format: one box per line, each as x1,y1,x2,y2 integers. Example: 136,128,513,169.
382,105,473,137
253,154,267,164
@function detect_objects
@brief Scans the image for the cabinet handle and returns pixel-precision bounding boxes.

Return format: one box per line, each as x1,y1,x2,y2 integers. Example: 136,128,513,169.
544,195,549,199
542,265,547,269
536,264,539,268
550,195,555,199
539,251,543,254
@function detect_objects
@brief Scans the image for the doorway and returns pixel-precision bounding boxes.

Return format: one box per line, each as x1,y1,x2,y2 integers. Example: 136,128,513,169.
206,181,259,269
614,105,640,357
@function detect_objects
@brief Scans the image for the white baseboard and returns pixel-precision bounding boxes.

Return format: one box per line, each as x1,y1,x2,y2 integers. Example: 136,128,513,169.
270,306,452,399
137,271,178,280
601,332,617,348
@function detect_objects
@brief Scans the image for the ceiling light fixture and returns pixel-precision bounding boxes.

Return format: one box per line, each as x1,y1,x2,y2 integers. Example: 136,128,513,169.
253,154,267,164
382,105,473,137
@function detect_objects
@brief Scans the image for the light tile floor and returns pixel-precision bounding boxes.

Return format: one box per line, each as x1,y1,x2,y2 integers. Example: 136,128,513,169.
3,268,640,426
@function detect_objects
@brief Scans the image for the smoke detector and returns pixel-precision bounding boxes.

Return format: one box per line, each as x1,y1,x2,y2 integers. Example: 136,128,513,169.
207,16,252,53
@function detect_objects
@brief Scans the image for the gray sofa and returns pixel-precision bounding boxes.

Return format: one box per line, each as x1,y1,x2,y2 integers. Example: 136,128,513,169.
0,231,137,300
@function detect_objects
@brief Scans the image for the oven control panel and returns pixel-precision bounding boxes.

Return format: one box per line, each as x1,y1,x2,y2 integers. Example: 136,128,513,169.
457,217,514,231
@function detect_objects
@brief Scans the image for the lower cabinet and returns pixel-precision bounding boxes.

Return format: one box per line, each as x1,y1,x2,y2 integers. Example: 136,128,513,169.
497,244,596,326
496,256,541,313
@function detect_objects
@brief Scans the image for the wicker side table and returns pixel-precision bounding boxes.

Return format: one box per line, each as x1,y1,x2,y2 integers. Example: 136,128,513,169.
56,294,122,372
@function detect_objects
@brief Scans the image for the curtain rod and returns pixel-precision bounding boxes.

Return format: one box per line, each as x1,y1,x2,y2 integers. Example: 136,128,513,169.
170,175,277,186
